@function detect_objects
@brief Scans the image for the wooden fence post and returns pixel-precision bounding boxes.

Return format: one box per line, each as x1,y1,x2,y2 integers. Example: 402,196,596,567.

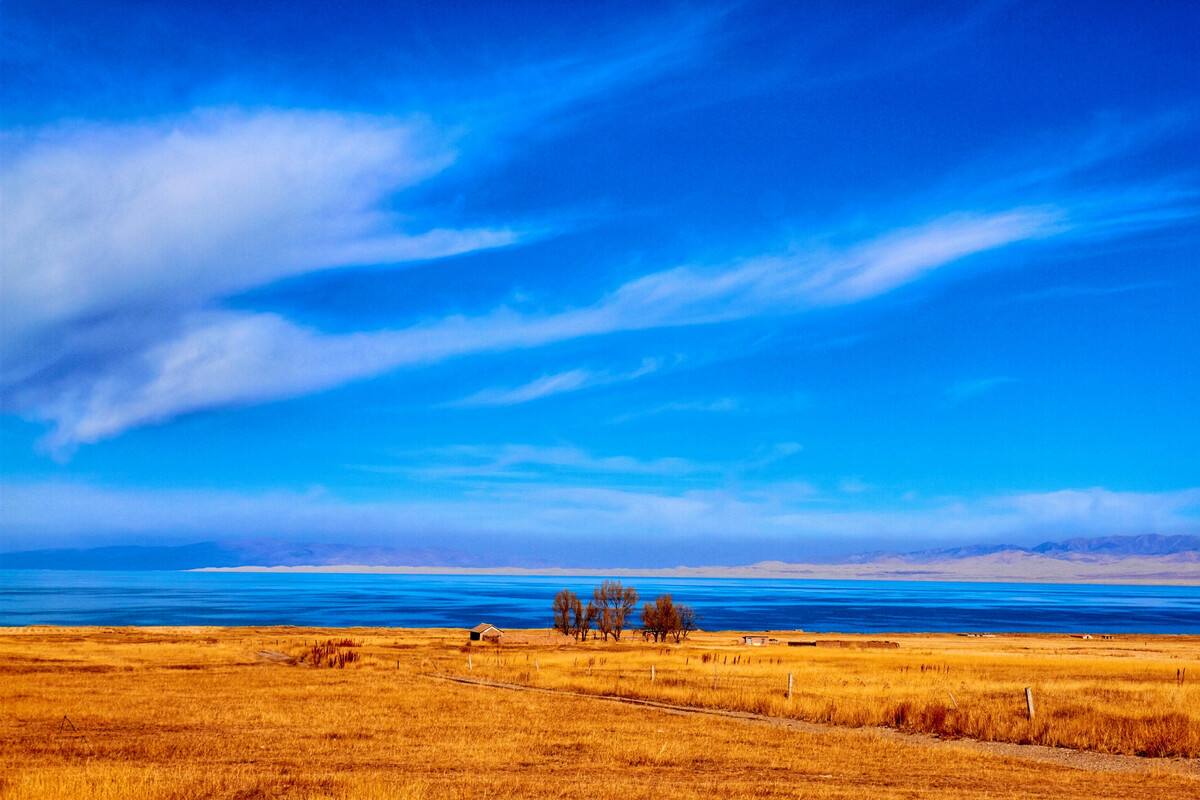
468,653,473,671
787,672,793,699
651,664,656,683
1024,687,1035,720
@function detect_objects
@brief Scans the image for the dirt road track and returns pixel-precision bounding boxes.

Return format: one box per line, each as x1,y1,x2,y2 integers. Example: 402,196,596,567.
430,673,1200,779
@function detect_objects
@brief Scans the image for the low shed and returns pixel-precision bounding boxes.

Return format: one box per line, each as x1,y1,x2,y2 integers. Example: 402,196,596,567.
469,623,503,642
740,635,778,646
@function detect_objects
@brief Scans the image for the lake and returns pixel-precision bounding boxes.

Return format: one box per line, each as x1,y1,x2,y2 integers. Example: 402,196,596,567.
1,570,1198,632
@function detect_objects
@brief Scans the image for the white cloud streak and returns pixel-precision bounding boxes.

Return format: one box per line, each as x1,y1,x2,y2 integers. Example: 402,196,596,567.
393,443,707,480
0,110,524,449
6,201,1065,447
5,98,1191,450
354,441,810,485
452,358,662,407
0,110,513,347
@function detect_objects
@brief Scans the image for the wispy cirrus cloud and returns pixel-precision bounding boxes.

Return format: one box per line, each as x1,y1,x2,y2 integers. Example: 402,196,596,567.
0,109,521,450
354,441,808,486
0,110,514,350
583,209,1062,326
5,93,1197,451
0,11,725,453
451,358,662,407
8,206,1069,448
385,443,709,481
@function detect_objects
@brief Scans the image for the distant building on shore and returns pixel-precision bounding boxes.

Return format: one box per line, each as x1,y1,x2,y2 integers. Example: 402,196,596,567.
469,623,503,642
740,635,779,646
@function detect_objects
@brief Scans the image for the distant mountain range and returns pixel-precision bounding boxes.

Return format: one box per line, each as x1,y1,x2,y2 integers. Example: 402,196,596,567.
2,535,1197,579
1031,534,1200,557
855,534,1200,563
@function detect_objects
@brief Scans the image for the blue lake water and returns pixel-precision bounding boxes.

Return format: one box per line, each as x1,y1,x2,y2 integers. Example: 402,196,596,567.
1,570,1198,632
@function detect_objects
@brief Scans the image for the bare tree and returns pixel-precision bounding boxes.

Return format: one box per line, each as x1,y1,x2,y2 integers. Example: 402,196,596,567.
552,589,577,637
641,600,659,641
595,605,613,641
637,595,697,642
641,594,680,642
675,604,697,642
593,580,638,641
575,598,597,641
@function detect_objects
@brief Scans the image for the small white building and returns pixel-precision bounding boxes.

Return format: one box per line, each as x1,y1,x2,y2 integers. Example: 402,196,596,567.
740,635,778,646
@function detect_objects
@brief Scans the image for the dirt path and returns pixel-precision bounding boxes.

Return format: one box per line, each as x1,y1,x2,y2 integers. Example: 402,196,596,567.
430,673,1200,778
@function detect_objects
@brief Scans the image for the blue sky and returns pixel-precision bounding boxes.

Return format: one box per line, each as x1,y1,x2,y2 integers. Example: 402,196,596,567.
1,1,1198,564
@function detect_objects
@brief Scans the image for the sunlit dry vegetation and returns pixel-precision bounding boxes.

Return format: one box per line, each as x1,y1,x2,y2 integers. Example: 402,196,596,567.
299,639,362,668
442,628,1200,758
0,627,1197,800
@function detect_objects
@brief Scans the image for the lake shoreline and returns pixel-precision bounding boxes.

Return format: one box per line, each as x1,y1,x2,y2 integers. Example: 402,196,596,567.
190,561,1200,586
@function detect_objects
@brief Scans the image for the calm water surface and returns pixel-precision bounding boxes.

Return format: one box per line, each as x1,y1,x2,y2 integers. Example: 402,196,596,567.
1,570,1198,632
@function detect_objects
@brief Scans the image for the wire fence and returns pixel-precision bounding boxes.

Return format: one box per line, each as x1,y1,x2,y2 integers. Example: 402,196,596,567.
441,658,805,698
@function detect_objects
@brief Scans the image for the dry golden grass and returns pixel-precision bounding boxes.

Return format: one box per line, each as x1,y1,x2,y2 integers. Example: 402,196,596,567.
0,627,1196,800
440,629,1200,758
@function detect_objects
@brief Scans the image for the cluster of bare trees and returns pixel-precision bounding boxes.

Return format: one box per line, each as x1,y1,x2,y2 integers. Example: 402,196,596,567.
551,587,592,640
640,594,696,642
552,582,696,642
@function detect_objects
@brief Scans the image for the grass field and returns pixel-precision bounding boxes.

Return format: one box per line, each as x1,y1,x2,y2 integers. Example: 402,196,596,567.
439,629,1200,757
1,627,1197,799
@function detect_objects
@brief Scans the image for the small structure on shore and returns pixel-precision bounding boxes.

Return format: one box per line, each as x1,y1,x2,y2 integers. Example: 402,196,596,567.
469,623,503,642
740,635,779,646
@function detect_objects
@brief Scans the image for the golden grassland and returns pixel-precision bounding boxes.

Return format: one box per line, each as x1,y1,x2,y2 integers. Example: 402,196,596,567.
0,627,1197,800
441,629,1200,758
